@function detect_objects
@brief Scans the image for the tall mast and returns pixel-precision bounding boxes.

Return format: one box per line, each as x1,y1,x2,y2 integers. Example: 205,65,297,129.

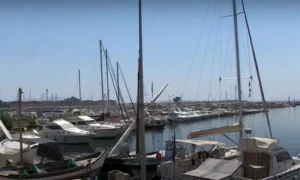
100,40,104,101
241,0,273,138
18,88,23,166
232,0,243,137
136,66,140,154
116,62,120,106
138,0,147,178
116,62,121,116
78,69,82,112
151,81,153,99
105,49,110,112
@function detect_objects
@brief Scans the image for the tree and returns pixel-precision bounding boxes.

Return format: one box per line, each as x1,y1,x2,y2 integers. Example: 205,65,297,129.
0,110,13,130
173,96,182,105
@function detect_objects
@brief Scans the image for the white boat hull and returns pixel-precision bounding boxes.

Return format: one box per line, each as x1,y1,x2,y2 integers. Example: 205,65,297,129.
0,140,38,168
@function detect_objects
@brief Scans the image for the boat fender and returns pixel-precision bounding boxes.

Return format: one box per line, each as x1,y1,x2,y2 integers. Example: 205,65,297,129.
156,152,162,162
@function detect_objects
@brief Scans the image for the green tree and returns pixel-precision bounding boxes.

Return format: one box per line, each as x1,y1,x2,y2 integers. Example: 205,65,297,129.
0,110,13,130
173,96,182,105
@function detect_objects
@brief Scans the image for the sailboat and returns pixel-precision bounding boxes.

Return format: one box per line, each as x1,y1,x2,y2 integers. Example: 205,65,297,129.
181,0,300,179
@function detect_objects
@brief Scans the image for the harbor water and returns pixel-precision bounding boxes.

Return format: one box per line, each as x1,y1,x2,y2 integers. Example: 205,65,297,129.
61,106,300,157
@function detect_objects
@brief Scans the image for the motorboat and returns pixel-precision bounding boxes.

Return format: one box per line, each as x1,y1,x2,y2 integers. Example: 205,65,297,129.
37,119,95,144
144,116,165,129
10,127,41,140
168,108,212,122
65,116,124,138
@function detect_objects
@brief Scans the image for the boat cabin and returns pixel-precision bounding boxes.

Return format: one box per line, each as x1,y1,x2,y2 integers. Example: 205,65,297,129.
236,137,296,180
182,137,300,180
38,119,91,135
157,139,239,179
65,116,116,130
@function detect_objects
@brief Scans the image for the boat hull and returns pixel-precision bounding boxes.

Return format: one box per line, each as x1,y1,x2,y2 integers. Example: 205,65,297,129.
0,150,108,180
43,134,94,144
0,147,38,168
93,128,122,139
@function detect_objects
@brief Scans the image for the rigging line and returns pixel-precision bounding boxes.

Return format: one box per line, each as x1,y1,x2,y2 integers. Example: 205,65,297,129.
119,63,137,116
221,26,233,99
237,23,251,78
221,25,234,74
208,0,222,101
219,0,224,101
106,51,129,118
181,0,213,98
194,0,219,101
107,59,125,120
219,0,224,77
246,25,252,75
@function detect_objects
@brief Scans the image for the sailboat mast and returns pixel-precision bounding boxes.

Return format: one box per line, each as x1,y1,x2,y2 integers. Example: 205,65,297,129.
138,0,147,178
78,69,82,112
100,40,104,101
18,88,23,166
136,67,140,154
241,0,273,138
105,49,110,112
232,0,243,137
151,81,153,99
116,62,120,107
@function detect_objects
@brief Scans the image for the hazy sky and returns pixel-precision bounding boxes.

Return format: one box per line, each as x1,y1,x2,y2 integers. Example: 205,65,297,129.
0,0,299,102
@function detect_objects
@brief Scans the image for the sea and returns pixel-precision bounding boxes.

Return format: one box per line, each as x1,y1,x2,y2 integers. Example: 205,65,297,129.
60,106,300,157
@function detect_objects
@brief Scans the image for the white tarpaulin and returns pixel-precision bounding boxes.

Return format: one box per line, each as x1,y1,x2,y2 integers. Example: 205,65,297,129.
238,137,278,153
0,139,38,168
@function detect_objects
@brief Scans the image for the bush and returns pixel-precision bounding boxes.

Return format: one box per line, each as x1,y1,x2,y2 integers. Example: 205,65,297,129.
0,110,13,130
27,118,36,129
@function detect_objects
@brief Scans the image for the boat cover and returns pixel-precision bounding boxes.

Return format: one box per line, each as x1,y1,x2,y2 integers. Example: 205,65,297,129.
175,139,225,147
183,158,242,180
0,140,31,155
238,137,278,153
188,122,243,138
26,138,63,161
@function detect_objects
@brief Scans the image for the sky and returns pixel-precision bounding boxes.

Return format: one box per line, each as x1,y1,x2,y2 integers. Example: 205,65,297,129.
0,0,299,102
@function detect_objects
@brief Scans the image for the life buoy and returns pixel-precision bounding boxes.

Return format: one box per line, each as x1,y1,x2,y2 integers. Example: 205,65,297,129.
156,152,162,162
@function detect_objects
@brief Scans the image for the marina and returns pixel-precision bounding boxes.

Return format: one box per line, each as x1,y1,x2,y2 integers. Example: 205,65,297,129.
0,0,300,179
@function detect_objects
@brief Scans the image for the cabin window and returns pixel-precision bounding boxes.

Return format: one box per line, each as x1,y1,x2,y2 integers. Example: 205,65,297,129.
276,151,292,163
70,122,76,125
77,121,87,125
46,125,62,130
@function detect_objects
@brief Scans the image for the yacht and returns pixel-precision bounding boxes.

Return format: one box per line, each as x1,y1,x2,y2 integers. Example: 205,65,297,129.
168,108,211,122
10,127,40,140
37,119,95,144
65,115,124,138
